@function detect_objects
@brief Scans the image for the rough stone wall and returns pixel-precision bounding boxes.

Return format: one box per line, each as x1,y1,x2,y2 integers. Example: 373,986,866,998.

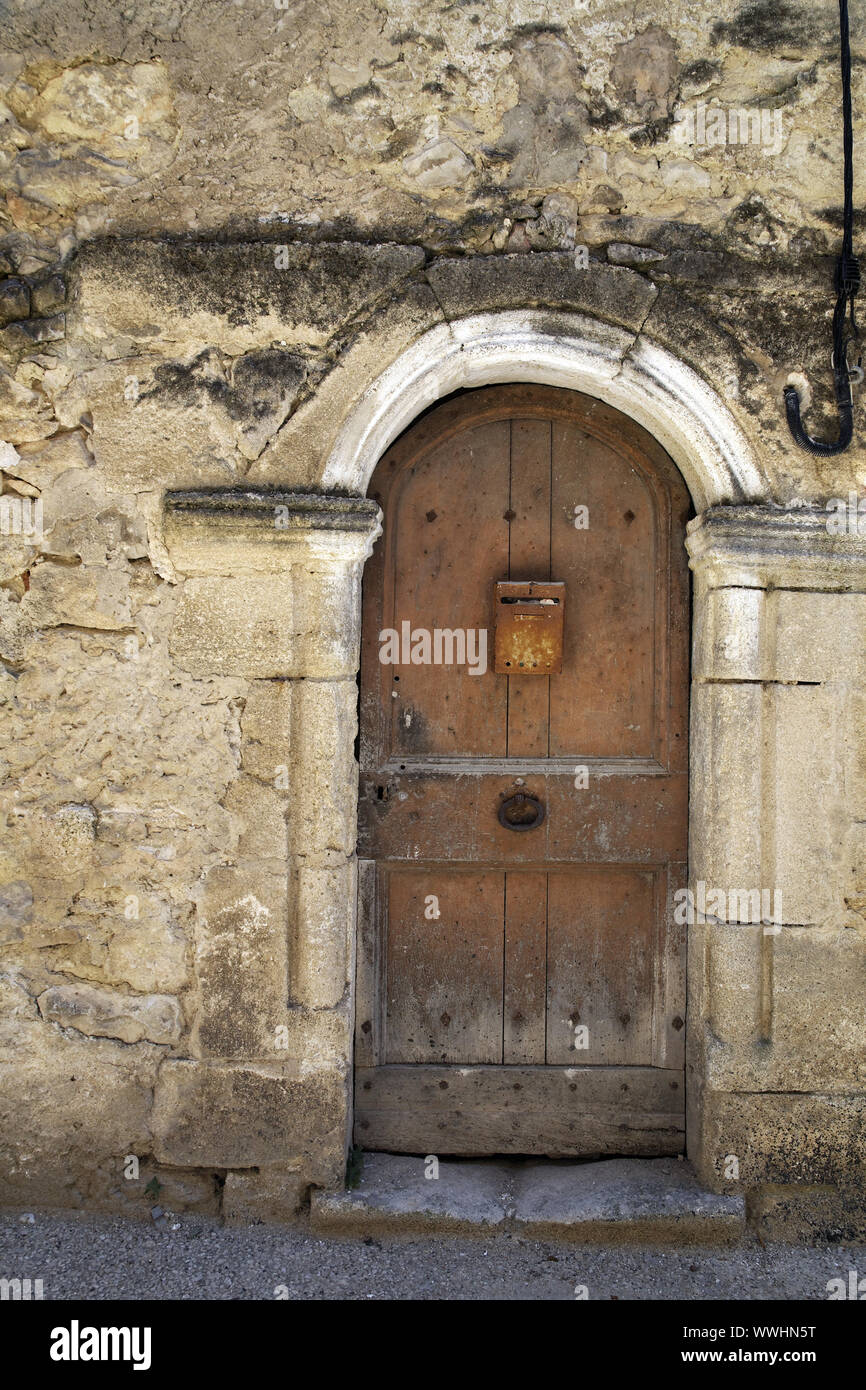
0,0,865,1225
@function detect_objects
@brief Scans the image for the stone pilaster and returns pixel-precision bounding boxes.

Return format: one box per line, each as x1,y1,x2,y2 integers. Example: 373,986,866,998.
685,506,866,1193
158,489,381,1211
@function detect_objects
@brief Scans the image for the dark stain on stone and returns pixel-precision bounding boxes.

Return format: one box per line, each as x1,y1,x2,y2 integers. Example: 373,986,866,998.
586,100,622,131
228,349,307,423
630,114,676,148
679,58,721,86
329,80,380,109
711,2,834,50
512,22,567,39
141,346,306,423
73,237,426,332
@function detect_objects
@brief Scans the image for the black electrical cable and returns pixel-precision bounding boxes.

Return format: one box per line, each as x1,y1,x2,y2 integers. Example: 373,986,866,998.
784,0,860,455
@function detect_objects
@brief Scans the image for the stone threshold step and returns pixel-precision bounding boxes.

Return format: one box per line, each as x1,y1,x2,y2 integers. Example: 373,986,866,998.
310,1154,745,1245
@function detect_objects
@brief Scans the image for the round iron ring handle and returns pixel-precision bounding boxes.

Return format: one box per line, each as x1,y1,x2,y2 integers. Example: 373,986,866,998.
498,791,545,831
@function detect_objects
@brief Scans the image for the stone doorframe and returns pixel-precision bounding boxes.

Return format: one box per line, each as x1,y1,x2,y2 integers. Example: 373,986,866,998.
161,312,866,1215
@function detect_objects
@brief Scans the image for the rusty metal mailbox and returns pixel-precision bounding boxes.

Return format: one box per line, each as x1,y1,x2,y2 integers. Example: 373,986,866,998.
493,580,565,674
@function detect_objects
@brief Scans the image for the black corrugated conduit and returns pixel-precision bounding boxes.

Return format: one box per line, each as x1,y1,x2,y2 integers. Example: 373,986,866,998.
784,0,860,455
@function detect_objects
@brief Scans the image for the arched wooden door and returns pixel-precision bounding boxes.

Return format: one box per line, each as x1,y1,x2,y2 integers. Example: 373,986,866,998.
354,385,691,1156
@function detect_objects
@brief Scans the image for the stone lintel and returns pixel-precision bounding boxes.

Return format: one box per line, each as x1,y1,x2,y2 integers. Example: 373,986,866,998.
687,504,866,591
163,488,383,574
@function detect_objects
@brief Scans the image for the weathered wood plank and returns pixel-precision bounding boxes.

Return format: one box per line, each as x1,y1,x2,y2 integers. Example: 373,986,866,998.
506,416,552,758
546,868,657,1066
355,1065,685,1155
387,418,509,758
354,859,379,1069
384,869,505,1065
503,871,547,1064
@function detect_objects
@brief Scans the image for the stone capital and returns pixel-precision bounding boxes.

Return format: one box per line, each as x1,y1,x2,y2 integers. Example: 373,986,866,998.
163,489,381,678
163,488,382,575
686,504,866,591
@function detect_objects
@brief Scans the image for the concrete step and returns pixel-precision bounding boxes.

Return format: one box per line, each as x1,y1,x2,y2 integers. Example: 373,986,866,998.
310,1154,745,1245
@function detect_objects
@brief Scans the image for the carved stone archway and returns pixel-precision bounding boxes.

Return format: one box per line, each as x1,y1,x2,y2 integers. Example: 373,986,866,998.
162,310,866,1216
323,310,766,509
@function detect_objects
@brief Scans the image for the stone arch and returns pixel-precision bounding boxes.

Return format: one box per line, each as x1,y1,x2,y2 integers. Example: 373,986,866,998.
322,309,767,512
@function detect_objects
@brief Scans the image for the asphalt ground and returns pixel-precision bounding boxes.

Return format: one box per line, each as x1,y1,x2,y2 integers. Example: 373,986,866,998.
2,1207,864,1301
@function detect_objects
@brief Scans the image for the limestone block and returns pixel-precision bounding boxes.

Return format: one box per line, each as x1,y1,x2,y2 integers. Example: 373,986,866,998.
83,358,245,494
692,585,763,681
7,147,137,214
0,879,33,942
103,918,189,996
851,692,866,822
695,1091,866,1191
772,592,866,684
37,981,183,1046
611,27,678,120
402,137,474,189
690,680,848,927
0,977,159,1208
0,364,57,442
311,1153,510,1237
696,590,866,684
223,773,288,860
70,240,426,359
288,679,357,860
229,349,308,461
0,277,30,326
770,685,846,925
170,575,296,679
170,571,361,679
705,925,866,1092
40,474,148,566
292,862,355,1010
687,506,866,591
425,255,657,334
291,561,364,678
151,1059,347,1184
500,99,588,188
162,489,381,577
104,1162,221,1219
191,864,289,1061
705,921,763,1046
26,561,132,631
241,680,292,783
764,928,866,1089
266,1004,352,1071
689,682,763,890
250,281,444,488
749,1184,866,1244
222,1169,309,1225
12,429,93,488
845,823,866,934
30,273,67,318
32,61,177,170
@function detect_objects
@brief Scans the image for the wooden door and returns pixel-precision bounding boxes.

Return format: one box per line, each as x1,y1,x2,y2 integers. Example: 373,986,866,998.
354,385,690,1156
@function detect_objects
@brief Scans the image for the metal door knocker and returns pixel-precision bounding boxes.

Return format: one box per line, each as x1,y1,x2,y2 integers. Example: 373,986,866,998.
498,791,545,831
